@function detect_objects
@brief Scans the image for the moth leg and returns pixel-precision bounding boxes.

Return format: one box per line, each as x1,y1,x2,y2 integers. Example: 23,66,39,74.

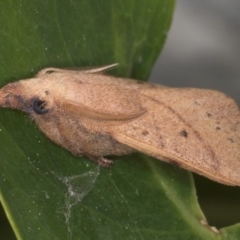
85,154,113,167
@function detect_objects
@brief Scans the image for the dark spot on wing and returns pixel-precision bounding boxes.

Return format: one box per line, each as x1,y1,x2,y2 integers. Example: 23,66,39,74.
216,126,221,130
227,138,234,143
180,130,188,138
206,112,212,117
142,130,149,136
194,101,200,106
45,70,56,74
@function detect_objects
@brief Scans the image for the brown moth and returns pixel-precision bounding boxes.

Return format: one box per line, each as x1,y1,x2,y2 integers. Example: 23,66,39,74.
0,63,240,186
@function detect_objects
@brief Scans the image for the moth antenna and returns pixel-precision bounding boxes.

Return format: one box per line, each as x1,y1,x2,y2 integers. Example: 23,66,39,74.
80,63,119,73
36,63,119,77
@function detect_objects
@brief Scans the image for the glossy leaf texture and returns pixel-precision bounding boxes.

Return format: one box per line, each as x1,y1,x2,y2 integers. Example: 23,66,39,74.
0,1,239,239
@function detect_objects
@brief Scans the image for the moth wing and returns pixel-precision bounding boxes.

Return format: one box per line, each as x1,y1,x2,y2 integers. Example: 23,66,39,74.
56,79,146,122
111,87,240,186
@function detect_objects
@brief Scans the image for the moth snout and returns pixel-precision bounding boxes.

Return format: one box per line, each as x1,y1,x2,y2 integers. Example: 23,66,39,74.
0,82,25,109
0,88,6,106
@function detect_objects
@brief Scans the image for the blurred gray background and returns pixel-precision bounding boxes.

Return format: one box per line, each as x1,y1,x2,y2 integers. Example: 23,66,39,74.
150,0,240,104
150,0,240,229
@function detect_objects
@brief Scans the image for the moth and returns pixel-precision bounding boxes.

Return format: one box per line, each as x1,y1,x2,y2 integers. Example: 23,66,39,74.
0,63,240,186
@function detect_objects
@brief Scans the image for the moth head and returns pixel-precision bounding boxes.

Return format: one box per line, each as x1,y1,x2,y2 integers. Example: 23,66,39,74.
0,77,55,117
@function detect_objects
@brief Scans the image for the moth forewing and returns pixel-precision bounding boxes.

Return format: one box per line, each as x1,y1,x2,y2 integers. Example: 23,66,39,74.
111,86,240,186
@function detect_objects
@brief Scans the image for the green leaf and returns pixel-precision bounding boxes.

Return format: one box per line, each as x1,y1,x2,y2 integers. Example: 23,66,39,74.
0,1,239,239
221,224,240,239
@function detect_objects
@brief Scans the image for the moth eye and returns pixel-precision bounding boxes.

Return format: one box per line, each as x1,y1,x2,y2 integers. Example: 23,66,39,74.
33,99,48,114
